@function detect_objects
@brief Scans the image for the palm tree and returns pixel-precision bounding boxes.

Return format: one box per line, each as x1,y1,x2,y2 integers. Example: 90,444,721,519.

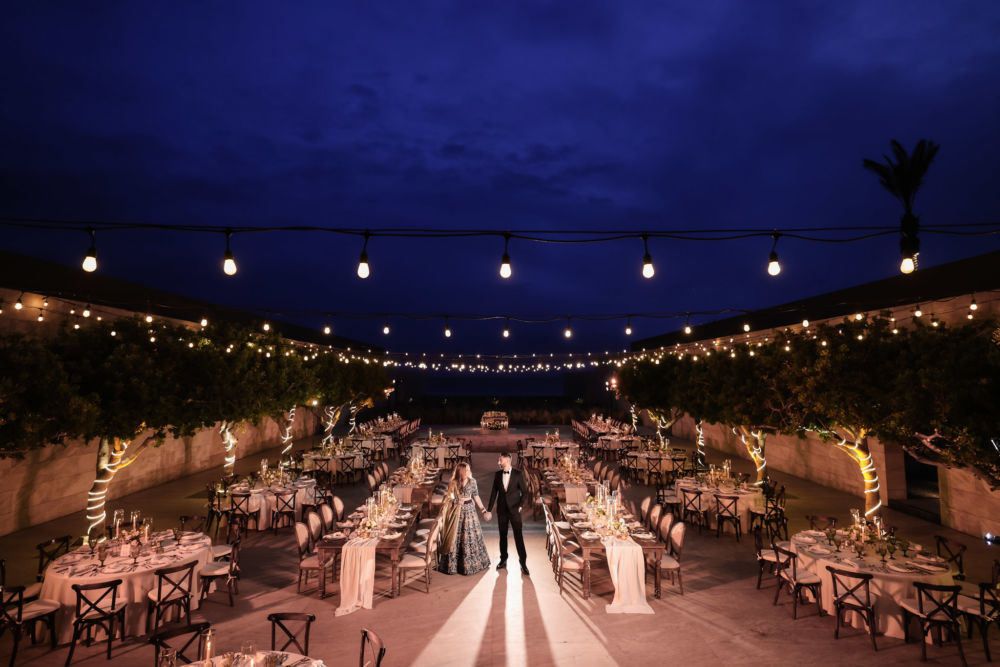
863,139,940,273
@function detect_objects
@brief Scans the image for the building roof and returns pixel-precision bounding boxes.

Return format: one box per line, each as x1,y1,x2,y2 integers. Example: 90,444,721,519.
0,249,379,350
632,250,1000,350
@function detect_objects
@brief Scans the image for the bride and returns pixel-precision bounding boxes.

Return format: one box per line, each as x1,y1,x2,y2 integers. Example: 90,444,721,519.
437,462,491,575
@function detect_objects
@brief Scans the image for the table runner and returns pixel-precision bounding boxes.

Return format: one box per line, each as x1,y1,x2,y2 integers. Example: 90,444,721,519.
336,537,380,616
603,536,654,614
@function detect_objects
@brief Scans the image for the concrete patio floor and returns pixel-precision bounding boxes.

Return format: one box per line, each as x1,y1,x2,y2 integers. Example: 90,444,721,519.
1,431,995,666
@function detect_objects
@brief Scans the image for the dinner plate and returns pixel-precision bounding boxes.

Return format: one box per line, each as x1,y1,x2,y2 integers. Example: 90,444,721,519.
631,532,655,540
795,536,817,544
581,531,600,540
887,563,914,573
324,532,346,540
574,522,594,529
809,546,833,555
103,562,131,573
381,531,402,540
389,521,406,528
908,561,949,573
914,554,945,564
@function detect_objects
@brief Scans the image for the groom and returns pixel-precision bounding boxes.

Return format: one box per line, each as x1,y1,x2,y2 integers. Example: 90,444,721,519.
487,452,529,575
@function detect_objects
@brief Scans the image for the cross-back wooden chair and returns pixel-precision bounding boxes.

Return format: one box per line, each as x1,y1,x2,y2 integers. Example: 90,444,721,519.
35,536,72,582
147,561,196,633
66,579,127,665
901,582,966,664
200,539,241,606
826,566,878,651
1,584,59,666
934,535,967,580
714,494,742,541
149,622,210,665
806,515,838,531
680,488,708,533
268,612,316,655
359,627,386,667
772,545,822,619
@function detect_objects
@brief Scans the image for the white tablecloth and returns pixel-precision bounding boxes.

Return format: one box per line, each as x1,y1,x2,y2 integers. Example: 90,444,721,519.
411,442,466,467
209,652,324,667
232,480,316,530
40,534,214,644
675,480,763,526
603,536,654,614
336,537,379,616
790,531,953,639
530,442,579,465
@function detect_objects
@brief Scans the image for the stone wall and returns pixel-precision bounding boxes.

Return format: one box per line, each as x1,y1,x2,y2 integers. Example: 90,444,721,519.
670,414,1000,539
0,410,320,536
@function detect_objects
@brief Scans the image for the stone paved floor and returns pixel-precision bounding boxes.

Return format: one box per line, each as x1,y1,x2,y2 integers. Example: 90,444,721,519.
1,432,996,666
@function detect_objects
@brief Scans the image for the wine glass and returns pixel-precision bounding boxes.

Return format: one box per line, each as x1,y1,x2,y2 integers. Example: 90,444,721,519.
240,641,257,661
158,647,177,667
97,543,108,569
886,539,897,560
876,541,888,563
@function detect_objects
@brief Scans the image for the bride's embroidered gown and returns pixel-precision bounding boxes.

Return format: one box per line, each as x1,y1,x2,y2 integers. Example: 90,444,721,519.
438,479,491,575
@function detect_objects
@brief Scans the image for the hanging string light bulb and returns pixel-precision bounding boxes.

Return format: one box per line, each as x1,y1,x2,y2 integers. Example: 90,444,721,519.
683,314,692,335
502,317,510,338
914,305,923,318
767,232,781,276
222,230,238,276
444,318,452,338
499,233,512,279
564,317,573,338
82,228,98,272
262,322,270,331
382,319,390,335
743,322,751,332
200,318,209,327
969,295,978,311
625,317,633,336
641,234,654,279
83,304,92,318
323,324,331,335
802,319,810,328
14,293,24,310
899,214,919,274
357,231,371,279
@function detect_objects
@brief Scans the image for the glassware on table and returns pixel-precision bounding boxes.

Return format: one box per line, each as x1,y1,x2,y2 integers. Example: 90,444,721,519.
886,539,897,560
876,541,888,563
97,543,108,569
199,628,215,662
158,647,177,667
240,641,257,660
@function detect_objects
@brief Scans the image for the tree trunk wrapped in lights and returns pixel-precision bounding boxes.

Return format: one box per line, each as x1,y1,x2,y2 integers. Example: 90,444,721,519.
646,407,681,446
694,420,706,468
220,421,239,473
85,433,155,542
832,428,881,517
279,407,296,455
734,426,767,485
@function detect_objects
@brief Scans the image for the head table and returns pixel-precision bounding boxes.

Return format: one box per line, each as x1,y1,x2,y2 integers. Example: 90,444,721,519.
789,529,954,640
40,531,214,644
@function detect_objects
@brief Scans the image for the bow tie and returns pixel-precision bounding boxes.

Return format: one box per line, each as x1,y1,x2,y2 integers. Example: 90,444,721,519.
502,470,510,475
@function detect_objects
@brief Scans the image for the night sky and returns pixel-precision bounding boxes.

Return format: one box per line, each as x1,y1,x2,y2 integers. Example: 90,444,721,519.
2,2,999,364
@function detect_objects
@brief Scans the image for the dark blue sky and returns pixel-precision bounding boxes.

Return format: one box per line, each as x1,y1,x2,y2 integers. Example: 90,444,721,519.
2,2,999,358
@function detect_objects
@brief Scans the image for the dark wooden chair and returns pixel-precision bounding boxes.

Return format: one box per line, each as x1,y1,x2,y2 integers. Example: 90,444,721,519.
147,561,196,633
958,581,998,661
753,526,779,589
901,582,966,664
360,627,386,667
200,540,241,606
272,490,297,535
826,566,878,651
66,579,127,665
934,535,967,580
205,485,231,541
229,492,257,537
773,545,822,619
35,536,72,582
714,494,742,541
150,622,210,665
337,455,357,485
178,515,205,533
806,515,838,531
680,488,709,533
268,612,316,655
1,585,58,667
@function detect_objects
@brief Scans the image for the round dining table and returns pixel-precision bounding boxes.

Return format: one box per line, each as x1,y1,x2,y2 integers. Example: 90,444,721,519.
674,478,764,526
228,479,316,531
789,530,954,640
40,531,214,644
207,651,325,667
410,441,466,467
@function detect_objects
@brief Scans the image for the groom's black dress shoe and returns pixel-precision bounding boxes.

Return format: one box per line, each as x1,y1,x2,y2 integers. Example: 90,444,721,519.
520,563,530,575
496,561,507,571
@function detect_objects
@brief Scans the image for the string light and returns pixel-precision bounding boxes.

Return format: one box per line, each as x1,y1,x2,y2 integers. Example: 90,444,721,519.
444,318,452,338
14,294,24,310
382,320,390,335
564,318,573,339
42,296,49,307
767,233,781,276
855,313,864,320
625,317,633,336
357,231,371,279
641,234,654,279
82,228,98,272
914,305,923,317
743,322,751,332
323,324,331,335
499,233,512,279
970,295,978,311
931,314,939,327
262,322,270,331
37,313,44,322
802,319,809,327
201,318,209,327
222,230,238,276
502,317,510,338
83,304,91,318
683,314,692,335
899,214,919,274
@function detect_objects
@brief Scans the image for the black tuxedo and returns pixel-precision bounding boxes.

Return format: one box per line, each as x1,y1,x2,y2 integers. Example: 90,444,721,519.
487,467,528,565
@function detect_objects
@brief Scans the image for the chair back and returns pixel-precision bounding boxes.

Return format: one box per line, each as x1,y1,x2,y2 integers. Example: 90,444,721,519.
230,492,252,516
339,455,356,475
268,611,316,655
826,566,873,610
681,487,702,513
275,490,297,514
657,512,674,543
646,456,662,475
332,496,345,522
307,511,323,546
179,515,206,533
320,504,335,533
975,581,1000,620
670,457,686,474
669,521,686,558
36,535,72,580
806,515,837,531
360,627,386,667
639,496,652,524
913,581,962,621
154,561,196,602
72,579,123,620
714,494,739,519
1,585,28,624
294,523,311,559
150,621,210,664
773,545,801,581
648,504,663,533
425,521,442,564
313,458,330,473
933,535,967,577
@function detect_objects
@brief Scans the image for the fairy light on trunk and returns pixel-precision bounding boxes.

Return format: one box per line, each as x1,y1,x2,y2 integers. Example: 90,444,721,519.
279,407,296,455
220,421,238,472
695,421,706,467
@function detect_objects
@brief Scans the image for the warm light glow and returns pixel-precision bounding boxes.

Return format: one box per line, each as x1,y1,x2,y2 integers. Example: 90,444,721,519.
564,326,572,338
502,327,510,338
970,297,978,311
323,325,331,335
383,323,390,335
900,256,915,274
743,323,750,332
642,253,655,279
37,314,44,322
357,254,370,279
14,297,23,310
802,319,809,327
625,325,632,336
914,306,923,317
855,313,863,320
444,327,452,338
83,305,91,318
222,251,237,276
767,253,781,276
200,318,209,327
82,252,97,272
145,314,153,323
684,324,692,335
262,322,270,331
500,253,512,279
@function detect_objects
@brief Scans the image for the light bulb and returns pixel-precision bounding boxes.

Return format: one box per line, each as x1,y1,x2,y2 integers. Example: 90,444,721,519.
500,253,512,279
802,319,809,328
970,297,978,311
201,318,209,327
323,325,331,335
625,325,632,336
82,251,97,272
900,256,915,274
684,324,692,335
914,306,923,318
503,327,510,338
641,253,655,279
223,250,237,276
145,314,153,323
383,323,390,335
855,313,863,321
38,314,45,322
767,251,781,276
743,323,751,332
110,330,116,336
263,322,270,331
357,252,370,279
42,297,49,307
83,305,91,318
564,326,573,339
444,327,452,338
14,297,23,310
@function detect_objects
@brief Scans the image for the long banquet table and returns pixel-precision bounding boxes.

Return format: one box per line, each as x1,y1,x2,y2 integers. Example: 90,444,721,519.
40,531,214,644
789,530,955,639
